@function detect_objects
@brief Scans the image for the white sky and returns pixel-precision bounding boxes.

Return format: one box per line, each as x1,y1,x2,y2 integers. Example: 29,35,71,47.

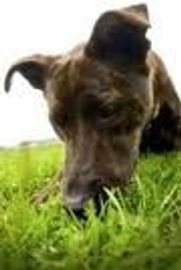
0,0,181,146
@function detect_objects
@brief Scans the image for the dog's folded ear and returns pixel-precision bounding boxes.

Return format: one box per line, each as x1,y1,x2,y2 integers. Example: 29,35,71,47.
4,54,53,92
86,4,151,65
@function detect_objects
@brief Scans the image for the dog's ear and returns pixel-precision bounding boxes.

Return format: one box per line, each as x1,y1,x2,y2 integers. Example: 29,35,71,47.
4,54,54,92
86,4,151,65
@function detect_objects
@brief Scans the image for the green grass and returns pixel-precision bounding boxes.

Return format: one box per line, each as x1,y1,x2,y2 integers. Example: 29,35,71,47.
0,143,181,270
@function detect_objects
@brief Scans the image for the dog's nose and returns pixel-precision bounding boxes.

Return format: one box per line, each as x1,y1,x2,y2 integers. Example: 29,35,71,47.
65,194,84,209
64,195,86,219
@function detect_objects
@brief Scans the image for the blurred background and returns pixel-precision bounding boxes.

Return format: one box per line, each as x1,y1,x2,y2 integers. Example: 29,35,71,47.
0,0,180,147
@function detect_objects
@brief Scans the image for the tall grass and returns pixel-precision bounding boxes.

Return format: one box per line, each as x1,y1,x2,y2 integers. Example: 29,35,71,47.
0,144,181,270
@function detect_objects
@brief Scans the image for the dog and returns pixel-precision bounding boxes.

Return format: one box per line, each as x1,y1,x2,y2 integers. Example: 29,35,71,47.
4,4,181,215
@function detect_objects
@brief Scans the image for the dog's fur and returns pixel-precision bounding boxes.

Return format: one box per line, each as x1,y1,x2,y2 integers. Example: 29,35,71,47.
4,4,181,212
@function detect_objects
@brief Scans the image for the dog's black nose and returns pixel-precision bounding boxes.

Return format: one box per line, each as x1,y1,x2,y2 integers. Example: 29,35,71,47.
64,195,87,219
71,207,86,219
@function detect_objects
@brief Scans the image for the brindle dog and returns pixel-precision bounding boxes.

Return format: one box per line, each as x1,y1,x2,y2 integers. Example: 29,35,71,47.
4,4,181,214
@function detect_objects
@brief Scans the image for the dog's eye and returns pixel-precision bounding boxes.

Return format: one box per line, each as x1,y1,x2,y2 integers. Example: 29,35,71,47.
97,101,121,121
85,100,115,121
97,104,114,118
83,94,124,131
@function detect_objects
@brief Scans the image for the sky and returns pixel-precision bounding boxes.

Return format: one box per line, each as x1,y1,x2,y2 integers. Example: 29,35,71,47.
0,0,181,147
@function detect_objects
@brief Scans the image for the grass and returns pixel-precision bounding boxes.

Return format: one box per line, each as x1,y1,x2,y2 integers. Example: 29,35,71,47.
0,143,181,270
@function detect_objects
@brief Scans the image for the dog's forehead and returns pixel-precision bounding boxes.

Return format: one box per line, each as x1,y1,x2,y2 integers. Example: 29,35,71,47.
48,46,115,97
46,44,150,113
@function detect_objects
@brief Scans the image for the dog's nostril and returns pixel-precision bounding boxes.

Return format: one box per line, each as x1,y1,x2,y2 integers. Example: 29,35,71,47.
71,208,86,220
65,204,86,220
64,195,87,219
64,195,84,210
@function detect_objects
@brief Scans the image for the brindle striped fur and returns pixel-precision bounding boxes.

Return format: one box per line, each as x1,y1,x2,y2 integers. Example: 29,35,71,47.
4,4,181,213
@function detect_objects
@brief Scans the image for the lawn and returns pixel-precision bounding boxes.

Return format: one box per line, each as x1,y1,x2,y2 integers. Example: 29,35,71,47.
0,143,181,270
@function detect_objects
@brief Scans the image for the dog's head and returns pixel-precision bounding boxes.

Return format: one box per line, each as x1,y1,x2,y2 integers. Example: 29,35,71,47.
5,4,153,213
